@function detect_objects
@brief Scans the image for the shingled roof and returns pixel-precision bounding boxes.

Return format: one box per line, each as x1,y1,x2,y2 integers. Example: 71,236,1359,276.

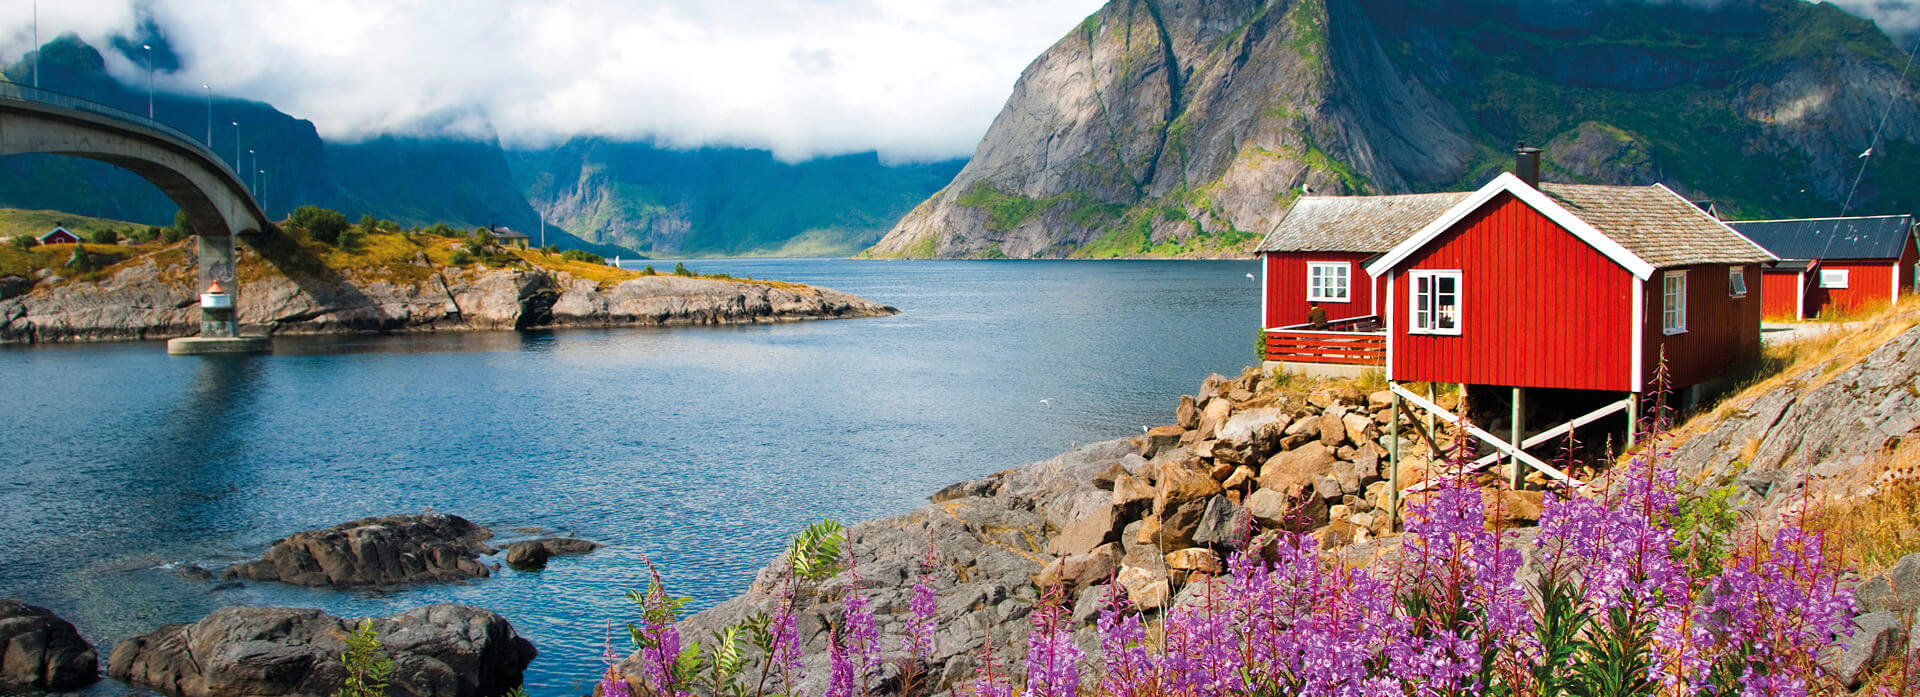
1726,215,1916,261
1255,192,1469,254
1535,182,1776,269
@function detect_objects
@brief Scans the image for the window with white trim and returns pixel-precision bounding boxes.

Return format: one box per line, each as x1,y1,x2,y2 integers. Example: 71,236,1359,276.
1663,270,1687,335
1728,265,1747,297
1819,269,1849,289
1306,262,1351,302
1409,270,1462,335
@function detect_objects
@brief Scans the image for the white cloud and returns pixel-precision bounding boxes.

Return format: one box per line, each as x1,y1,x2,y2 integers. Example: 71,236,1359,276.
2,0,1104,162
5,1,1917,162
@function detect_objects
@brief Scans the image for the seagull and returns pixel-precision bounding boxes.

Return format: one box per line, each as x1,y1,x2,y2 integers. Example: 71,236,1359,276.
1039,398,1053,407
1245,273,1256,281
1142,425,1150,434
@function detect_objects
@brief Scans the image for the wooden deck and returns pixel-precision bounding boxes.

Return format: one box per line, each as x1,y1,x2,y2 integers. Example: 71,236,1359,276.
1264,315,1386,366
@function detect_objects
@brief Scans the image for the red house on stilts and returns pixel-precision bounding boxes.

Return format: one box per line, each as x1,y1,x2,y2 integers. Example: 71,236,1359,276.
1727,215,1918,320
1259,147,1775,494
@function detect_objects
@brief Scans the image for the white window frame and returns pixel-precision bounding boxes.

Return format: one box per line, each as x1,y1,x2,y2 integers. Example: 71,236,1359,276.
1408,269,1463,336
1819,269,1849,289
1306,261,1352,302
1663,270,1688,335
1728,265,1747,298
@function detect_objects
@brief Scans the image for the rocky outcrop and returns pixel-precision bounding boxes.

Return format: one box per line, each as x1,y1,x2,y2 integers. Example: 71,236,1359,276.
0,242,896,344
108,605,535,697
223,514,496,588
501,537,603,571
0,599,98,691
1665,320,1920,527
868,0,1920,259
632,370,1462,696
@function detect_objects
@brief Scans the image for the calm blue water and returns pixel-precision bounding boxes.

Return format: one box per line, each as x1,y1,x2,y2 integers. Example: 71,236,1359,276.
0,259,1258,696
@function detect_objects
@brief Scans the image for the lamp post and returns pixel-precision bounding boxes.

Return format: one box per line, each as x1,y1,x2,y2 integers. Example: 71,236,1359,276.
143,44,153,119
203,84,212,145
257,170,265,205
246,150,254,193
30,0,37,88
232,122,239,169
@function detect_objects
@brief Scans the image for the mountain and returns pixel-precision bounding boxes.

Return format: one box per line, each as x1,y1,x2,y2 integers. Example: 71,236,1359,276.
865,0,1920,259
512,140,963,257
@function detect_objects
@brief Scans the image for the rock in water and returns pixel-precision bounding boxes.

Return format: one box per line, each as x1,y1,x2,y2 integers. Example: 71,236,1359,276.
108,605,535,697
0,599,98,690
502,537,603,571
223,513,495,588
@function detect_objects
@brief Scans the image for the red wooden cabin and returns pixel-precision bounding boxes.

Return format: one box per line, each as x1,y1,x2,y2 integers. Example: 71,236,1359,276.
1255,192,1467,371
1368,172,1775,394
1728,215,1918,319
37,226,79,245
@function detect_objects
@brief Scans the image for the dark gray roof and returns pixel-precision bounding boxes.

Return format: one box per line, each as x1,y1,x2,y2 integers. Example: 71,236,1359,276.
1728,215,1915,261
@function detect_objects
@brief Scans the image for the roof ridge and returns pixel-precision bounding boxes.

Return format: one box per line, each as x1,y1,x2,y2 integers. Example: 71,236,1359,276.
1731,214,1913,224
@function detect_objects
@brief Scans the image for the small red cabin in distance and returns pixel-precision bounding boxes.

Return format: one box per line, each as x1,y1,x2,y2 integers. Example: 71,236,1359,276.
37,226,79,245
1728,215,1919,319
1366,173,1776,394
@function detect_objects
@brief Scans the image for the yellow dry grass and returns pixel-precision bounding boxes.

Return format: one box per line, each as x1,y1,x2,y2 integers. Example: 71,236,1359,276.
1806,439,1920,578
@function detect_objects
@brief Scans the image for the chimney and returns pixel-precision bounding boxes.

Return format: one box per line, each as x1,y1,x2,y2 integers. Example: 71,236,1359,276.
1515,142,1542,187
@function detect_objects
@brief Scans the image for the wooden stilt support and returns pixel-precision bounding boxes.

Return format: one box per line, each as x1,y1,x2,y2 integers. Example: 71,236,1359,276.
1510,387,1525,489
1389,381,1401,527
1626,391,1641,446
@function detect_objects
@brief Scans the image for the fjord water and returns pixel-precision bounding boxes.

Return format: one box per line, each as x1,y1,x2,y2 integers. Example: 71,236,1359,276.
0,258,1258,696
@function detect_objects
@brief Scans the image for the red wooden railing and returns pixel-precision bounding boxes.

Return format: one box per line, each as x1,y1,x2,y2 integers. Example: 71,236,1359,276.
1264,315,1386,366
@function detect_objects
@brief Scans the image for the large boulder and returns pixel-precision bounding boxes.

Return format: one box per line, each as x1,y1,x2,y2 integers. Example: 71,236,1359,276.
108,605,535,697
1822,611,1909,689
0,600,97,691
501,537,603,571
1259,442,1336,492
1857,553,1920,614
224,514,496,588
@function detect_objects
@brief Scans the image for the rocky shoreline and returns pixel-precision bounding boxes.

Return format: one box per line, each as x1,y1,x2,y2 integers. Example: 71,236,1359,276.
0,240,896,344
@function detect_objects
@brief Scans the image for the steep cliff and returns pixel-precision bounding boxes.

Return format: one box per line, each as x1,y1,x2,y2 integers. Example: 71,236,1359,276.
867,0,1920,259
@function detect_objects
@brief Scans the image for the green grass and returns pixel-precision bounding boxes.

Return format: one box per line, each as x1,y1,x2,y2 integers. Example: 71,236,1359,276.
0,208,151,242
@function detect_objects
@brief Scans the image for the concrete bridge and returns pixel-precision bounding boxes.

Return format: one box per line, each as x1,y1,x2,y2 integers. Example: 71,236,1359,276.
0,82,270,353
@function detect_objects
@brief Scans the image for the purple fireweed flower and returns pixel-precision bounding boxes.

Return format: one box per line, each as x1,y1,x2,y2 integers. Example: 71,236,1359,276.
1697,526,1853,697
1394,474,1536,693
1022,593,1083,697
1096,587,1156,697
825,627,857,697
903,572,937,658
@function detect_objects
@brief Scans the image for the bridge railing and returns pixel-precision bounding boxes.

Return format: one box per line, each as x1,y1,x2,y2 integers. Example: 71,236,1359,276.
0,80,248,187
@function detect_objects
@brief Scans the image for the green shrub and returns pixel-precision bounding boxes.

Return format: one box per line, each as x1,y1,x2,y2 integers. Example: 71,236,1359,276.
9,235,33,250
65,244,93,271
161,226,187,243
358,214,378,232
333,618,391,697
640,265,656,275
672,262,692,277
424,223,455,238
448,250,473,265
289,206,351,245
173,209,196,237
87,228,119,245
559,248,604,264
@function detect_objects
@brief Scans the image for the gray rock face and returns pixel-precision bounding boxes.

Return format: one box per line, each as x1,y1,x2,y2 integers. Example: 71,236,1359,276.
0,599,98,691
1666,322,1920,528
223,514,496,588
1822,611,1910,689
108,605,535,697
0,244,895,344
501,537,603,571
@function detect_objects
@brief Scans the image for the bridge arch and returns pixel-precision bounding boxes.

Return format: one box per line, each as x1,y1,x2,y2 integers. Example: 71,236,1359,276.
0,84,270,239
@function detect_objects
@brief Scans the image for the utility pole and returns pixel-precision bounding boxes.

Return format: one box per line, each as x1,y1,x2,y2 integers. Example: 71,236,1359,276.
232,122,239,169
203,84,212,145
31,0,37,88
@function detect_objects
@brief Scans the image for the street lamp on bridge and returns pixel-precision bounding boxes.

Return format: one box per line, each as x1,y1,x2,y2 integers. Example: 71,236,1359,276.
203,84,211,145
246,150,254,194
232,122,239,169
142,44,153,119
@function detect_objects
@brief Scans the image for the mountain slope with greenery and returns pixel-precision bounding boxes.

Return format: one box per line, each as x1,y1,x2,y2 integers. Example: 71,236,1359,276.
512,140,963,257
867,0,1920,259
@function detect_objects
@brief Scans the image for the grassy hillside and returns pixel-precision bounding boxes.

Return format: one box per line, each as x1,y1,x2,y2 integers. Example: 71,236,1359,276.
0,208,151,242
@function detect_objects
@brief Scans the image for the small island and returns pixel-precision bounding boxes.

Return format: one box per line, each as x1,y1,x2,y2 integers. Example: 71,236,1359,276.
0,211,895,345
